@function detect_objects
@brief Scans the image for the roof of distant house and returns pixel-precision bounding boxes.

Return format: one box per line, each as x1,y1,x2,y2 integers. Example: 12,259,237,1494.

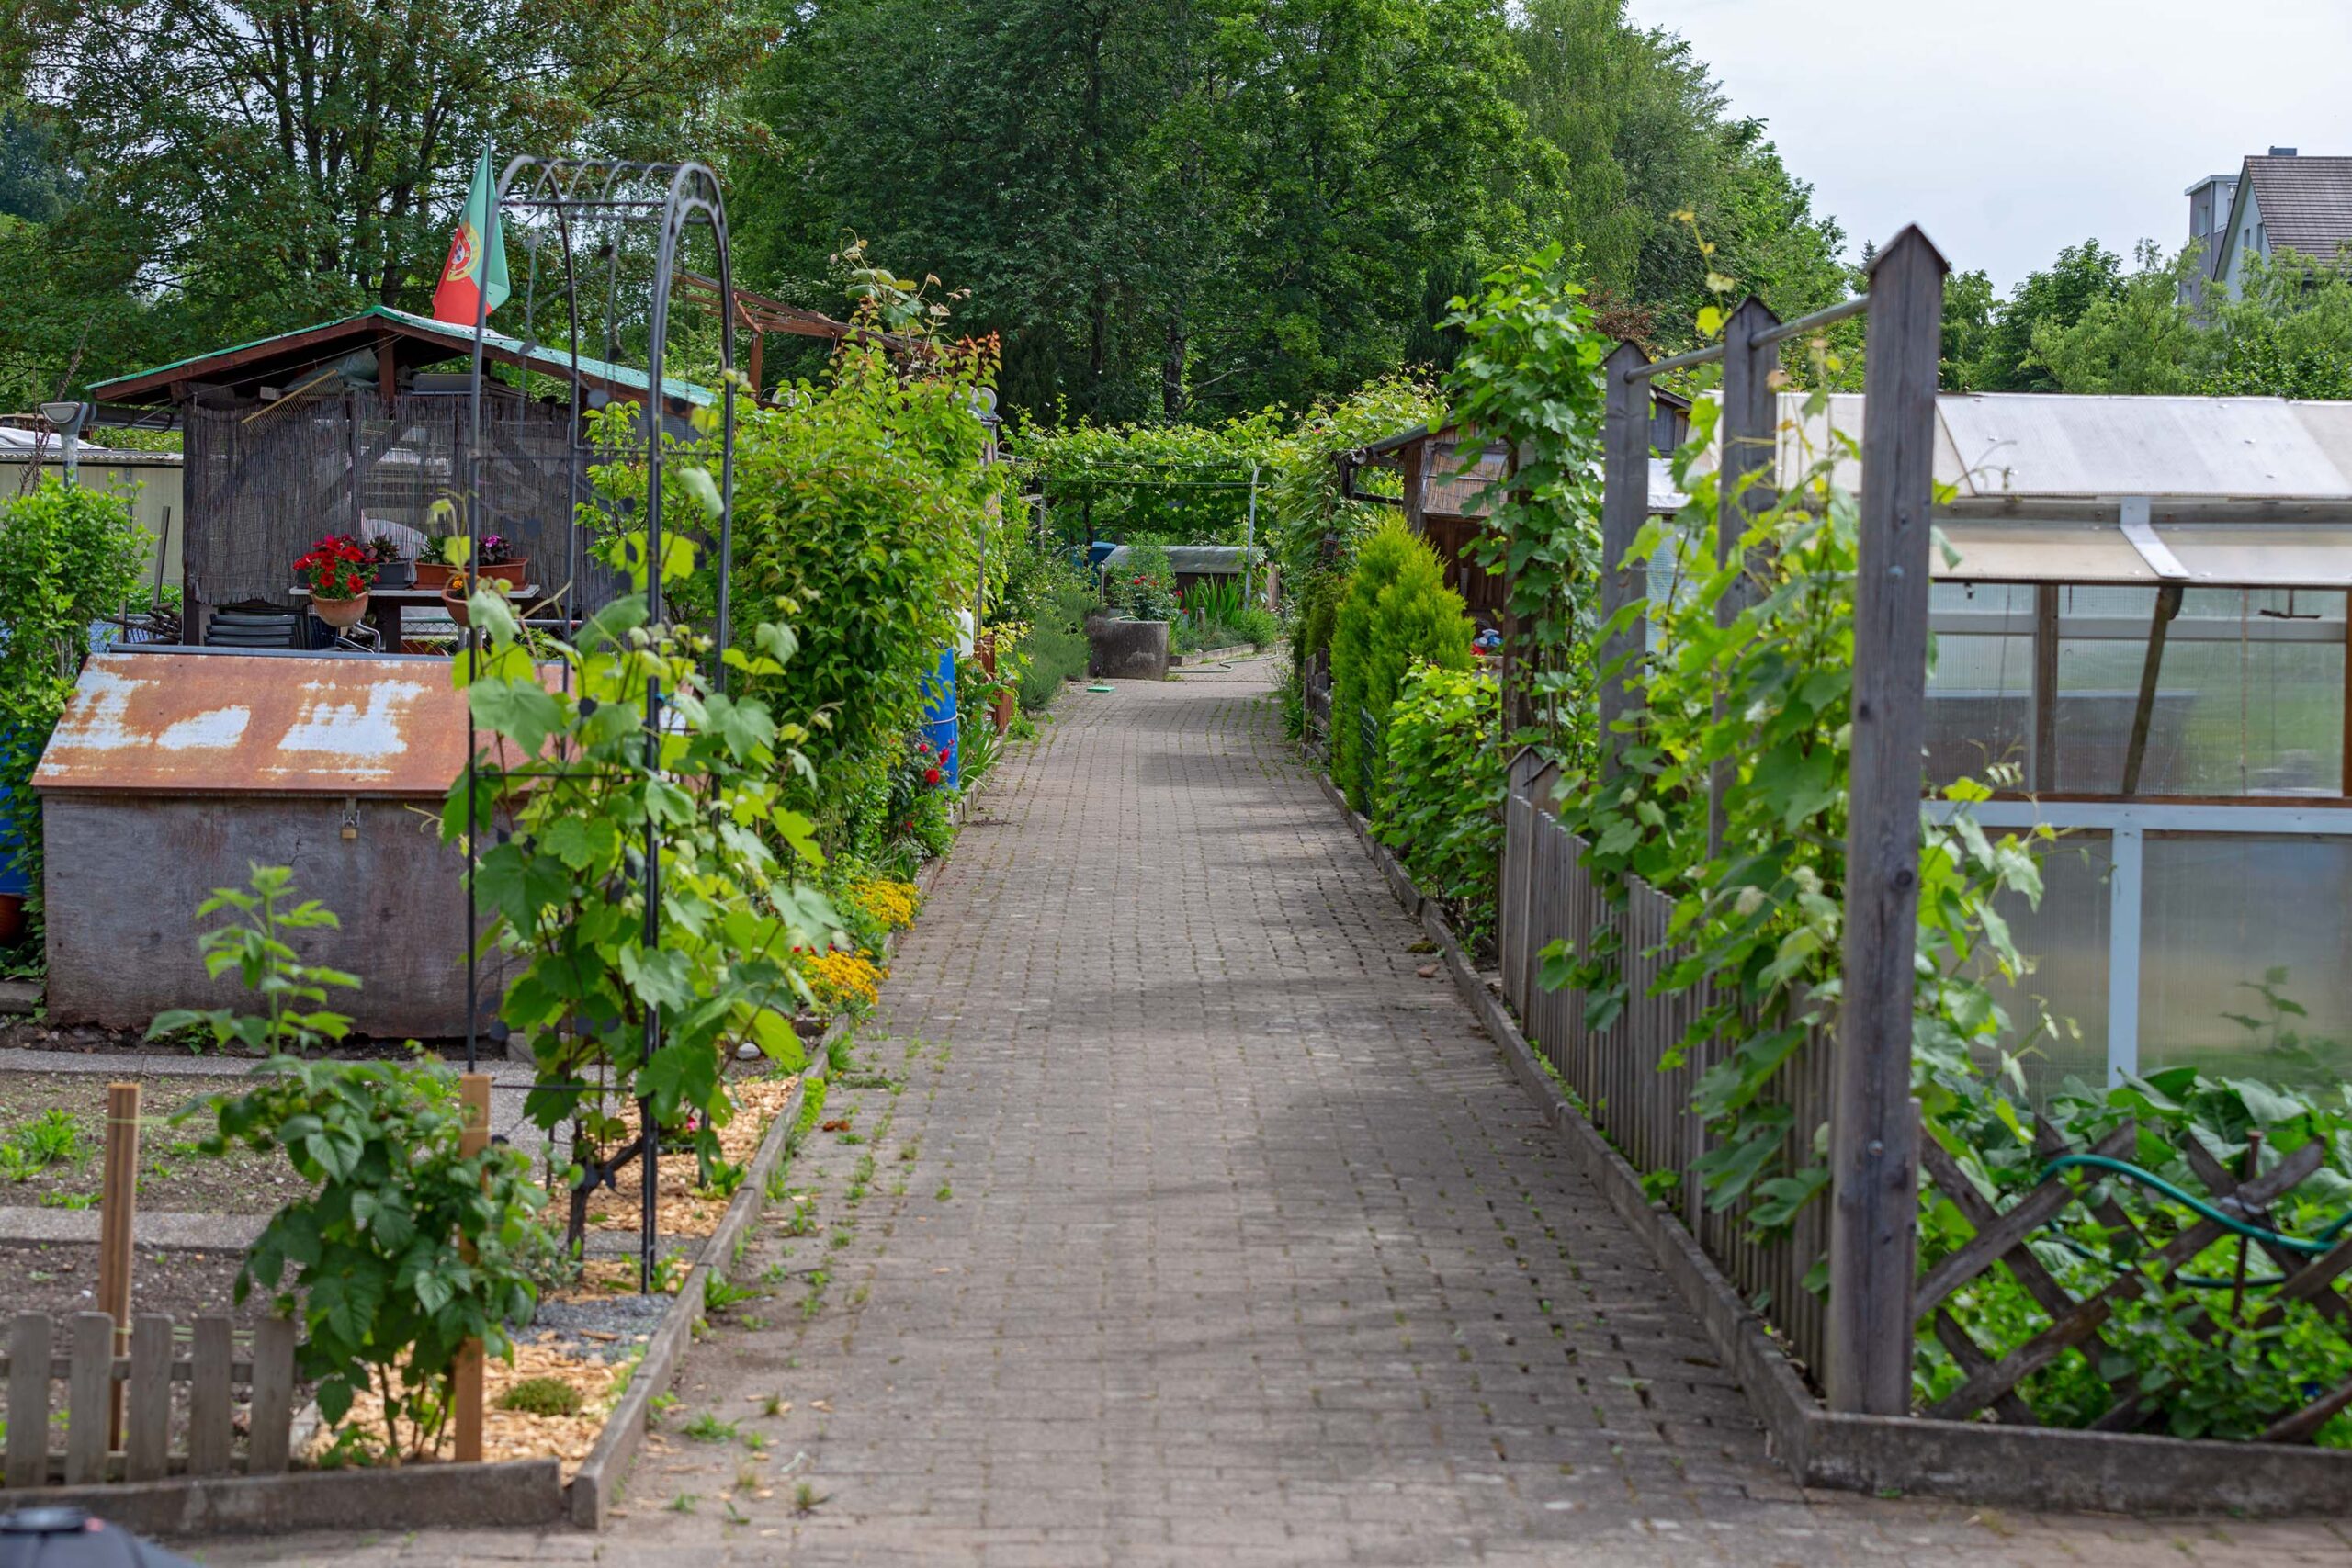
2241,154,2352,261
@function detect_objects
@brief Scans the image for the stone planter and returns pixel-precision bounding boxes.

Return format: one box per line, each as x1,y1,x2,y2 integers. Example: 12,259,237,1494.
1086,616,1169,681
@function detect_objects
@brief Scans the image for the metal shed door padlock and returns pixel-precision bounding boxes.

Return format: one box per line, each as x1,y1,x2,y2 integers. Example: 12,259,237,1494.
343,795,359,841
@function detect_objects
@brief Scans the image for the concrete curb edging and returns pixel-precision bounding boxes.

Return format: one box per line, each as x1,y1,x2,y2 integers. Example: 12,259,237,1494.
1313,768,2352,1517
32,1458,565,1540
564,1043,827,1529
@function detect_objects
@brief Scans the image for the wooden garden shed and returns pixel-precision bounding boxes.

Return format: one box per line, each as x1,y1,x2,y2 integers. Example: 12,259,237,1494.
86,306,713,644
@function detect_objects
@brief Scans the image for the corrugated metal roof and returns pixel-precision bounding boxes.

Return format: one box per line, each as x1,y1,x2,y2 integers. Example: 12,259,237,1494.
2243,155,2352,262
33,651,469,796
87,304,713,407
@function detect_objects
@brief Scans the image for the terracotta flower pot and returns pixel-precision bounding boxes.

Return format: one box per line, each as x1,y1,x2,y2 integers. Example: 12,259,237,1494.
477,558,529,588
313,592,370,629
440,585,472,627
413,561,457,590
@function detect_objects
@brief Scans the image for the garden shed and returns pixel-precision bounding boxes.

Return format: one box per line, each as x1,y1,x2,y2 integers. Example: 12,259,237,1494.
85,306,713,645
33,646,486,1040
1340,403,1690,620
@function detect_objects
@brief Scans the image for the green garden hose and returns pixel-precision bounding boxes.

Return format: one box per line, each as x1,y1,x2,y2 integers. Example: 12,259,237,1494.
2030,1151,2352,1289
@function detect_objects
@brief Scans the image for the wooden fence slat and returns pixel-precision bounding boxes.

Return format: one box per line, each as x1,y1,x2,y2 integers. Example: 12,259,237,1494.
246,1316,297,1474
187,1314,235,1476
1931,1309,2038,1426
65,1312,113,1484
126,1314,174,1482
6,1313,52,1489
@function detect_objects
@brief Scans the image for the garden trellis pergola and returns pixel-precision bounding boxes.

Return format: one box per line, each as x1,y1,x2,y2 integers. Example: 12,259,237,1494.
458,157,742,1292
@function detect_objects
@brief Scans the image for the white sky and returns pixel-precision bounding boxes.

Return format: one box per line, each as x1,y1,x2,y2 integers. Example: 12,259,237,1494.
1629,0,2352,293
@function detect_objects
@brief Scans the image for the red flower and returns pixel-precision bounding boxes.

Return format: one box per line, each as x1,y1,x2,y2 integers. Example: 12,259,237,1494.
343,571,361,594
924,767,942,786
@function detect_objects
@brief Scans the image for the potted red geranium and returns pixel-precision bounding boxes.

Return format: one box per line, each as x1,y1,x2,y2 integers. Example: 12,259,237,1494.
294,535,376,628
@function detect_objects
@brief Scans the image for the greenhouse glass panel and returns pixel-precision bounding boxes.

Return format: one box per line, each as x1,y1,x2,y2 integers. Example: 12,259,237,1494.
1975,831,2113,1100
2139,834,2352,1092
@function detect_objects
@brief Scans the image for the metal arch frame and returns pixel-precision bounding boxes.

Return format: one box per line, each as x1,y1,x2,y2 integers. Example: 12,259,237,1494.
458,156,740,1292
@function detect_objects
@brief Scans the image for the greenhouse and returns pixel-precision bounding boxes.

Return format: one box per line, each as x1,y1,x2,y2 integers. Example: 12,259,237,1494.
1677,390,2352,1095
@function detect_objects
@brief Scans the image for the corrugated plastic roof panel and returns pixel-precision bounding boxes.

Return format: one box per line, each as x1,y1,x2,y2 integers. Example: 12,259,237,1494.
1933,523,2156,584
1678,391,2352,502
1939,394,2352,499
34,652,469,796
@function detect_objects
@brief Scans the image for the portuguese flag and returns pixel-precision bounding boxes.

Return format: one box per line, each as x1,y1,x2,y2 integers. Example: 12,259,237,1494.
432,150,511,327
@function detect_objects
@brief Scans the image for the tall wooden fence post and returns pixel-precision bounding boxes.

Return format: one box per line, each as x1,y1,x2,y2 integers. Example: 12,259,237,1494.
98,1080,141,1447
453,1071,492,1461
1827,225,1947,1416
1598,342,1652,778
1713,297,1781,856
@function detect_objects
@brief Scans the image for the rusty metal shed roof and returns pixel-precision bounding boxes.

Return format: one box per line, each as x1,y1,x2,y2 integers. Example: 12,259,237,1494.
33,651,469,796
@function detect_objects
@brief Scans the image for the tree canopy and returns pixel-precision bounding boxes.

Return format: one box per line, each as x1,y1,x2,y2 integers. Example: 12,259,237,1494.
1,0,1849,423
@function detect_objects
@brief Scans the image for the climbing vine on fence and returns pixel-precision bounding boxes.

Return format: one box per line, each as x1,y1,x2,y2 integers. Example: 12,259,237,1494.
1547,368,2049,1242
1442,245,1606,761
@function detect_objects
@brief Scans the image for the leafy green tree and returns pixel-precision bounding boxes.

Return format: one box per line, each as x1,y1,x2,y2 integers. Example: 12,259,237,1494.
2028,242,2199,395
5,0,771,395
735,0,1545,423
1965,239,2124,391
2014,241,2352,400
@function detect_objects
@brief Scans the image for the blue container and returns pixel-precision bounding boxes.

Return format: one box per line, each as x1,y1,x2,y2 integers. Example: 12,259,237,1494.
919,646,959,791
0,726,29,899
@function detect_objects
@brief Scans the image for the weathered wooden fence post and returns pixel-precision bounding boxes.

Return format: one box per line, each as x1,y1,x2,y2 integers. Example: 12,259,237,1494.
1712,298,1782,855
1599,342,1652,776
1826,224,1947,1416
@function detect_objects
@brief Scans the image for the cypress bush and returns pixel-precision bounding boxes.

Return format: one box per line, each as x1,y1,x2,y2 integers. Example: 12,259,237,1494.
1328,519,1472,813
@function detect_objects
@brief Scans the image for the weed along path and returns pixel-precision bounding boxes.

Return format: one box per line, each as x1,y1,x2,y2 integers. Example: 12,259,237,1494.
209,655,2352,1566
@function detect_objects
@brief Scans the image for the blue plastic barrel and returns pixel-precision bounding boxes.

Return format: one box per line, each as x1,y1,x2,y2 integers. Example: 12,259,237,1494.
919,646,959,791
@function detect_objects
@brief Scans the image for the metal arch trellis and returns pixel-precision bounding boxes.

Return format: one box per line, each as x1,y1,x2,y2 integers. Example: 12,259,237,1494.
458,156,741,1292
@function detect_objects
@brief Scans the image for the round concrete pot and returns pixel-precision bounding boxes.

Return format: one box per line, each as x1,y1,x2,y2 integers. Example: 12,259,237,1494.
313,592,370,629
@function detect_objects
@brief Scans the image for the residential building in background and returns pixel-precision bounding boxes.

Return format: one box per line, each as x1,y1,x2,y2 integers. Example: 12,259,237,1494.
2191,149,2352,302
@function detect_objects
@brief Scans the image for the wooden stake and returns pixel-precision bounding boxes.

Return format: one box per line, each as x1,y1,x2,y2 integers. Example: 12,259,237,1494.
453,1072,492,1462
98,1081,140,1448
1827,224,1947,1416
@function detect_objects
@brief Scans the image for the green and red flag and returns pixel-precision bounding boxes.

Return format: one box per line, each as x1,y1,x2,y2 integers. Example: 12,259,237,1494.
432,150,511,327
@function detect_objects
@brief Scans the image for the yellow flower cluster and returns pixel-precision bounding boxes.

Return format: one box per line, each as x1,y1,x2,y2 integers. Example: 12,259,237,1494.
805,947,887,1015
845,875,920,931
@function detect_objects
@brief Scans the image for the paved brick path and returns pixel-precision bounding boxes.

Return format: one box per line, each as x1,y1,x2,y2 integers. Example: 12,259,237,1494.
208,657,2352,1567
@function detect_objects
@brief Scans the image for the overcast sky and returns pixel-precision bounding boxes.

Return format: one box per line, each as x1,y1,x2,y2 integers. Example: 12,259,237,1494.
1629,0,2352,294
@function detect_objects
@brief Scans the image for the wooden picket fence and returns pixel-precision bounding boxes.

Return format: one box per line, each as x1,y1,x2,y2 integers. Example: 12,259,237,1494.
3,1310,299,1488
1499,751,1836,1378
